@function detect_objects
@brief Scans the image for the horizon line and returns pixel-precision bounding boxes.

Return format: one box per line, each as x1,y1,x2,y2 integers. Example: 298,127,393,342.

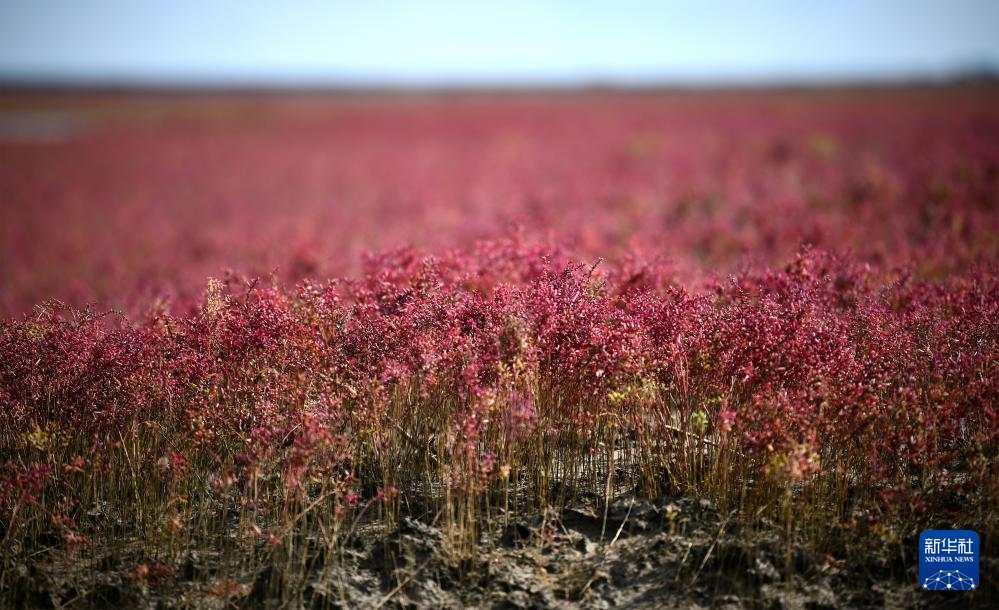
2,67,997,95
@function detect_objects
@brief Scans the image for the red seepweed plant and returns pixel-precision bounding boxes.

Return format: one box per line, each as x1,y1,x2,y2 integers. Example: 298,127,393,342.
1,239,996,604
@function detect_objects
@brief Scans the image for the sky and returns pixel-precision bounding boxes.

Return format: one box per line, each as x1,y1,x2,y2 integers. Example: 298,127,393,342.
1,0,998,86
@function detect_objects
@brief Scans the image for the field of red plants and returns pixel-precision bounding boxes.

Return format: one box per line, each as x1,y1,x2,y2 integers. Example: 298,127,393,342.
1,89,997,608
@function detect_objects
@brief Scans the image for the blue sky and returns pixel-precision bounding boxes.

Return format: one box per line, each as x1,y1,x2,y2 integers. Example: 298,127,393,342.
1,0,998,85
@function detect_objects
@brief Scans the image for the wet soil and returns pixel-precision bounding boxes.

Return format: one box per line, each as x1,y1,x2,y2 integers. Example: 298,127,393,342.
11,495,995,609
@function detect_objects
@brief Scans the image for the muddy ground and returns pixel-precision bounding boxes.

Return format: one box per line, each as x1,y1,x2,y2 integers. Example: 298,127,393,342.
13,495,994,609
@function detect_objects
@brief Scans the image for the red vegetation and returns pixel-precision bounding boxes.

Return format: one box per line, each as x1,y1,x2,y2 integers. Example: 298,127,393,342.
0,90,996,603
1,91,996,314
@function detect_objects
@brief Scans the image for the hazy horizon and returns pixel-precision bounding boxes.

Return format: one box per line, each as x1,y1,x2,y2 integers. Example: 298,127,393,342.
1,1,998,88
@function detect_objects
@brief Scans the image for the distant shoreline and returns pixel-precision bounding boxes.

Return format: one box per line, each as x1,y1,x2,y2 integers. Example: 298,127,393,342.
1,71,997,97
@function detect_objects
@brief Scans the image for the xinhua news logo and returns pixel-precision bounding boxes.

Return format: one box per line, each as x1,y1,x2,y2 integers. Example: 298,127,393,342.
919,530,979,591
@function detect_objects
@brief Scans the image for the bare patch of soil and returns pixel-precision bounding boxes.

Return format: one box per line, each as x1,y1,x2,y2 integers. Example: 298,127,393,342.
11,495,994,609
